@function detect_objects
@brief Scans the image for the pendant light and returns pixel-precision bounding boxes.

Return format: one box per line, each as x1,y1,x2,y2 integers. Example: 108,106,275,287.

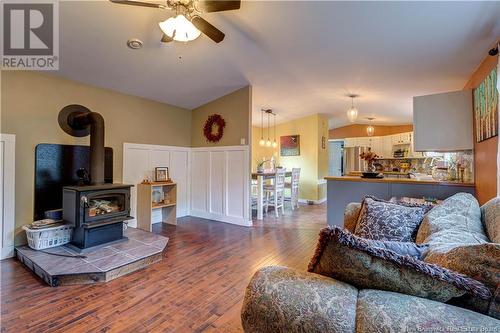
366,117,375,137
272,113,278,148
347,94,359,123
265,111,272,147
259,108,265,146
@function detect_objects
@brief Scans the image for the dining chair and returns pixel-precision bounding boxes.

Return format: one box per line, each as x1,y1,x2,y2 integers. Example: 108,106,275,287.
264,168,286,218
284,168,300,210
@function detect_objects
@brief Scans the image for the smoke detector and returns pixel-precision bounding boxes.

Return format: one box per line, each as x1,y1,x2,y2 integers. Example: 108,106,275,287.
127,38,143,50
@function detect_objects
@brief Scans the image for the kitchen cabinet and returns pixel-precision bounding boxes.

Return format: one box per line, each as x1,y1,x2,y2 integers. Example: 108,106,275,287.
392,132,412,145
356,137,371,147
413,90,473,151
368,136,380,152
342,132,414,158
344,138,356,148
381,135,393,158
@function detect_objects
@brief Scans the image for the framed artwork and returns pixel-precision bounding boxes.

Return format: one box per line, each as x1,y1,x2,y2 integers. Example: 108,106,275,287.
473,68,498,142
280,135,300,156
155,167,169,182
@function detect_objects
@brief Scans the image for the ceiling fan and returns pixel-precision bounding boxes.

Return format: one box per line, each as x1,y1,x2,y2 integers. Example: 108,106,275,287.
110,0,241,43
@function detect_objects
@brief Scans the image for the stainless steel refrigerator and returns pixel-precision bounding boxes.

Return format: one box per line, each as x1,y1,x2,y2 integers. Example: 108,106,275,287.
343,146,369,175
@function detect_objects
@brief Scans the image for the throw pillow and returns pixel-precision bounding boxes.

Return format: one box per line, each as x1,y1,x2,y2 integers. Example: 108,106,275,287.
364,239,429,259
425,243,500,319
308,226,491,303
481,197,500,243
354,196,432,242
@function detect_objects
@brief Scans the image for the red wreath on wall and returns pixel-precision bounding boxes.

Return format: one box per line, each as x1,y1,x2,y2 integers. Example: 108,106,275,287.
203,114,226,143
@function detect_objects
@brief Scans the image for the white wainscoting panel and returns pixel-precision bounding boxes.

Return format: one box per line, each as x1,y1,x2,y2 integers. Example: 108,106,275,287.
124,143,251,228
123,143,190,227
190,146,251,226
210,151,225,215
1,134,15,259
190,151,209,212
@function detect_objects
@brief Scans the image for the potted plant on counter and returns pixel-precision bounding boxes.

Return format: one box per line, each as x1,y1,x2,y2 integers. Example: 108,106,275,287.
256,159,269,173
360,149,380,176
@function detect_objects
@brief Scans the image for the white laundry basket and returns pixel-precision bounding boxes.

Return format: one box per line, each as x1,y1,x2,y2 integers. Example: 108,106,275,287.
22,224,73,250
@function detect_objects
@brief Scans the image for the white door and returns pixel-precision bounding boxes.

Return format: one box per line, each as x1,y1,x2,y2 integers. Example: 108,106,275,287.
328,141,343,176
1,134,15,259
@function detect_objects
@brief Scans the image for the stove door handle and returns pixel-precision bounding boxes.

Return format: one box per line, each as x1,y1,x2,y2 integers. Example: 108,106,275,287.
81,196,90,208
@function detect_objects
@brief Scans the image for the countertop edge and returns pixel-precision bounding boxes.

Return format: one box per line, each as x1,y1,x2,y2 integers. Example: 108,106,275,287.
324,176,475,187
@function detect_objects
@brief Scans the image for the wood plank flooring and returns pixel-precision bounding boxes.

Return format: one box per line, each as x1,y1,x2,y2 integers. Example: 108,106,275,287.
0,204,327,333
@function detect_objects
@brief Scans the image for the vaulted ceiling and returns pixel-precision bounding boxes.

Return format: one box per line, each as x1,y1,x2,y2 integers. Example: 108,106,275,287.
54,1,500,128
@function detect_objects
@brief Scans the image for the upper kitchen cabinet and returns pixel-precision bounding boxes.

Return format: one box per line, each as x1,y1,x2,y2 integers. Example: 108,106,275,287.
413,90,473,152
392,132,412,145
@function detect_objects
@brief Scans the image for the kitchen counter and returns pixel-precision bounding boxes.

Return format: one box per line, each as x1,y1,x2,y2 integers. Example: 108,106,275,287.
325,176,475,227
325,176,475,187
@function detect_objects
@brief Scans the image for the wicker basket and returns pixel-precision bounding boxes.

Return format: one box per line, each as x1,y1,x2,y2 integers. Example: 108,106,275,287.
22,224,73,250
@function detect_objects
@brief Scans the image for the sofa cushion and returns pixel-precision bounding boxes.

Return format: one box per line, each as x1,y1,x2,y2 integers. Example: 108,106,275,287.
416,193,489,245
241,266,358,333
425,243,500,319
356,289,500,333
344,202,362,233
308,227,491,303
354,197,432,242
481,196,500,243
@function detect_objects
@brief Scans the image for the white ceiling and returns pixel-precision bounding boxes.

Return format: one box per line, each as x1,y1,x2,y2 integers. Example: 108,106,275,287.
54,1,500,128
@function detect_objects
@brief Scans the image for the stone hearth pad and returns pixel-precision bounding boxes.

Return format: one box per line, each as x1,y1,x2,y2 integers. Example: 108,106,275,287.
16,228,168,287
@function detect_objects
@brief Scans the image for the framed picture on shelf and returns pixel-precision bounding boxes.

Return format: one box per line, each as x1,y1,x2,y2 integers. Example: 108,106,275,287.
155,167,170,182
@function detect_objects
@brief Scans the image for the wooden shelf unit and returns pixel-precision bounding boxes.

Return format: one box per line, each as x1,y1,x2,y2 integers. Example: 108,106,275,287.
137,182,177,232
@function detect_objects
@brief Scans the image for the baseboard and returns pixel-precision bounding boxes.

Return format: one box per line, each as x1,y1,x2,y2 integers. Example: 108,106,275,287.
190,210,253,227
298,197,327,205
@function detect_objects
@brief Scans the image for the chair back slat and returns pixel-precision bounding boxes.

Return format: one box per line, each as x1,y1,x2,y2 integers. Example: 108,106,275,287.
274,168,286,191
291,168,300,188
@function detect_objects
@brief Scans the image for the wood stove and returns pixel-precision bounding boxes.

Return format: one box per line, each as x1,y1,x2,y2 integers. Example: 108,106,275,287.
63,184,132,249
58,105,133,250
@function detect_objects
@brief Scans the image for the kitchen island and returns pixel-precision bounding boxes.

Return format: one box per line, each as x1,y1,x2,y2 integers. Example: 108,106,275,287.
325,176,475,227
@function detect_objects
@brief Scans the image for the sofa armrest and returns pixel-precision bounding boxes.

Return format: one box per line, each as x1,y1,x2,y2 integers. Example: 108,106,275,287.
344,202,362,233
241,266,358,333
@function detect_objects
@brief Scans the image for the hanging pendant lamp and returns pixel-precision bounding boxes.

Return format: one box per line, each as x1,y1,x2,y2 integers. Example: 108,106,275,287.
347,94,359,123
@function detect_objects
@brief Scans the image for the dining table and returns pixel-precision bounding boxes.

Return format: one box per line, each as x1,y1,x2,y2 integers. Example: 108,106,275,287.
251,170,292,220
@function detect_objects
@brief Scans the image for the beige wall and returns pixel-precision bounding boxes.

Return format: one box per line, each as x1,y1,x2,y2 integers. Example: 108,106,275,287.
191,86,251,147
1,71,192,245
252,114,328,201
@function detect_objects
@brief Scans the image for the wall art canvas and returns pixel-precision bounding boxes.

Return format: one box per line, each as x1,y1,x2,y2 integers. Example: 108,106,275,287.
280,135,300,156
474,68,498,142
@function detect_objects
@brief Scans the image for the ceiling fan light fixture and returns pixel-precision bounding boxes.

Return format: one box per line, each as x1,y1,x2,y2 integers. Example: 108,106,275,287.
159,15,201,42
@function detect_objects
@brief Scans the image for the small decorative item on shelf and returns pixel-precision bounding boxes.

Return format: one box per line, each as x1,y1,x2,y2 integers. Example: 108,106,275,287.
155,167,171,182
152,190,162,204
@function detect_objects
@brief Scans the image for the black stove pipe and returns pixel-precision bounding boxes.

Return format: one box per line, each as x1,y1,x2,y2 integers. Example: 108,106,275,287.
75,112,105,185
58,105,106,185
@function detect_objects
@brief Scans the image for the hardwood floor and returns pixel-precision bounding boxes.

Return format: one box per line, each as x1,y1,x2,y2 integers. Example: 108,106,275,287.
0,204,327,333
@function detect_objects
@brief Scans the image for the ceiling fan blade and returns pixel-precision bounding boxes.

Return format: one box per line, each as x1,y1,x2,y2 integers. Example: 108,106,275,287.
198,0,240,13
109,0,166,9
161,33,173,43
191,16,225,43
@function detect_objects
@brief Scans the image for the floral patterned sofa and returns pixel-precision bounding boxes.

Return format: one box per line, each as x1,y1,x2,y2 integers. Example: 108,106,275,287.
241,194,500,332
